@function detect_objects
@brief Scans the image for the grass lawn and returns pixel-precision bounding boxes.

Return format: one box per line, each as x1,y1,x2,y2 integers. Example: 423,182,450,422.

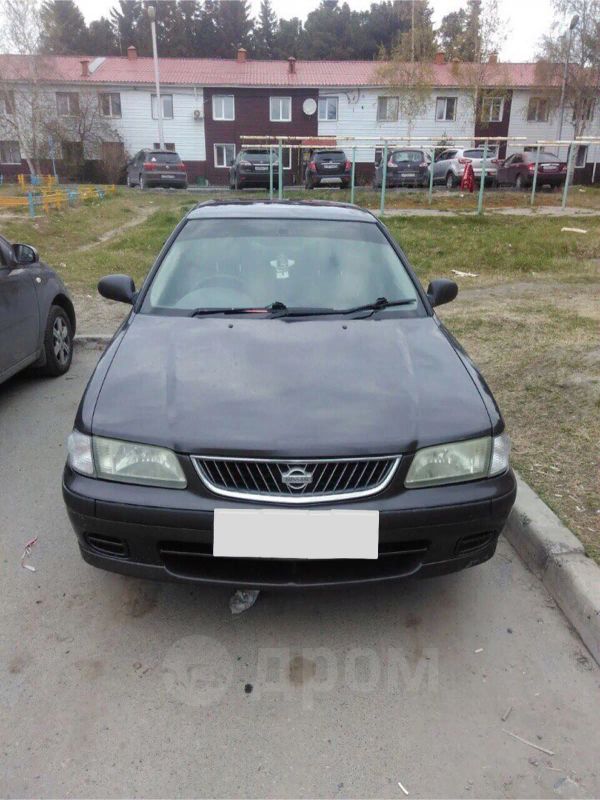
1,187,598,558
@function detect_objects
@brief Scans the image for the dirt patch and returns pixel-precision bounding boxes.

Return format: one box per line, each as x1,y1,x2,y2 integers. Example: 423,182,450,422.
74,293,127,335
77,205,156,252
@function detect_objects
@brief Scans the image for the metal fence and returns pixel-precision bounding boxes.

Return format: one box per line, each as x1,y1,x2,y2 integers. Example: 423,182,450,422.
239,135,595,215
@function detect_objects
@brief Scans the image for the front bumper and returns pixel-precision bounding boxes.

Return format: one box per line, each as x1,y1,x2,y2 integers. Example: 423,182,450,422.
63,467,516,588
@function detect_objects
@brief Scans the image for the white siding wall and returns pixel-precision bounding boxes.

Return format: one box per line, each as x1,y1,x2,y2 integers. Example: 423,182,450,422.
507,89,600,167
109,86,206,161
317,88,476,162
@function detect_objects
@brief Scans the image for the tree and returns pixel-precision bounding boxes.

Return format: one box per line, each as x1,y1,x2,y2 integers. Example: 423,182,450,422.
211,0,253,56
376,57,435,137
87,17,119,56
109,0,151,56
536,0,600,141
438,0,484,62
40,0,89,54
0,0,55,174
272,17,306,58
254,0,277,58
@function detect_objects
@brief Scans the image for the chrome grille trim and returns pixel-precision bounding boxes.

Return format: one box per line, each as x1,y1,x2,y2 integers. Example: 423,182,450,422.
191,455,401,504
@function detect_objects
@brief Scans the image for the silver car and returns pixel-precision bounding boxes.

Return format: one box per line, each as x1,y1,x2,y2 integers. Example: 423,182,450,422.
0,234,76,385
432,146,499,188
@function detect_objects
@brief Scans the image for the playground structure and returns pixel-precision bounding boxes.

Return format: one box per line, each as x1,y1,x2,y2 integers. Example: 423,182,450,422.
0,177,117,217
240,134,596,214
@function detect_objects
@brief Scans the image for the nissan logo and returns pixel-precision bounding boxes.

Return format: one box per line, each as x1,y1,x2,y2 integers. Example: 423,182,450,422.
281,467,313,491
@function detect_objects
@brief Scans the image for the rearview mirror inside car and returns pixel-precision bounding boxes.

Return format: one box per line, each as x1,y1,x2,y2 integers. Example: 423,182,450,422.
13,243,38,265
98,274,136,304
427,279,458,308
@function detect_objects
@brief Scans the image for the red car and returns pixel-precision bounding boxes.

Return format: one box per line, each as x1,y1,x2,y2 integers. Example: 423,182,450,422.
496,151,567,190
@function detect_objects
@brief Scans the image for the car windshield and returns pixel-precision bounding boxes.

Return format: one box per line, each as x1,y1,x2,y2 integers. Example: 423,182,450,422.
392,150,424,163
142,218,421,315
147,152,181,163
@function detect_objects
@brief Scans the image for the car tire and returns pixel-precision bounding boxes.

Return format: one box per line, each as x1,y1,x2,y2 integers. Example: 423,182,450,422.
39,305,73,377
446,172,457,189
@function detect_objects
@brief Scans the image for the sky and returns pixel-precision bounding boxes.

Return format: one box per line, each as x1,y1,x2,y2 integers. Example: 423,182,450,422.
75,0,560,62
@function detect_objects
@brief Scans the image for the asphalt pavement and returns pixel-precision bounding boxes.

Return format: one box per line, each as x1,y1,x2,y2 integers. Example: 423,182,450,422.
1,347,599,799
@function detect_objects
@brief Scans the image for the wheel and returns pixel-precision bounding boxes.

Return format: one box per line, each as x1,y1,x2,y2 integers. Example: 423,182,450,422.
40,305,73,377
515,173,523,190
446,172,457,189
139,174,145,190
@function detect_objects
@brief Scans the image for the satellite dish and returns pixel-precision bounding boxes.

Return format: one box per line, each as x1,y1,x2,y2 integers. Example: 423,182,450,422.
302,98,317,116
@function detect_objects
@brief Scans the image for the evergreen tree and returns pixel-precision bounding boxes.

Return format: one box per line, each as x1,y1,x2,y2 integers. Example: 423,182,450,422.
272,16,306,58
40,0,88,54
87,17,118,56
212,0,253,57
254,0,277,58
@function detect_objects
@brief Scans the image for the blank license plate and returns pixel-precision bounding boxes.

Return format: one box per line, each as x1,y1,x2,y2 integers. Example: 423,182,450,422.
320,177,341,184
402,172,416,178
255,166,268,171
214,509,379,559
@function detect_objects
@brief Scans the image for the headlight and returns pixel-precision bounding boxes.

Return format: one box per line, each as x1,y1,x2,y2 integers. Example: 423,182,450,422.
405,433,510,488
67,431,186,488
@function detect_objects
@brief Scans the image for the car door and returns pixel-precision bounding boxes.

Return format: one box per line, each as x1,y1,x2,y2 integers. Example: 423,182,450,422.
0,237,40,377
508,154,524,184
434,150,455,181
496,154,514,185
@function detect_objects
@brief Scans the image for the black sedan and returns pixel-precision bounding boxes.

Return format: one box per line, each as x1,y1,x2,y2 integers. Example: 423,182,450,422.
1,234,75,385
63,200,516,589
374,148,431,188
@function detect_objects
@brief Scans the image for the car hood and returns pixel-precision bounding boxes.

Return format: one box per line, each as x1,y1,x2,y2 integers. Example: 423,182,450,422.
91,314,491,457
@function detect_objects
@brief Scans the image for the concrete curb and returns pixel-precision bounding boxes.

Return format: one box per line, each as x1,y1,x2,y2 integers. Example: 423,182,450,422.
74,334,112,348
504,475,600,664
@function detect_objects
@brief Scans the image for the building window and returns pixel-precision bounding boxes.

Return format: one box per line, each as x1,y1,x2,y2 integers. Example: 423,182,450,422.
0,90,15,115
214,143,235,168
212,95,235,121
481,95,504,122
56,92,79,116
573,98,594,122
377,96,399,122
435,96,457,121
575,144,588,168
0,140,21,164
99,92,121,118
270,96,292,122
151,94,173,119
318,96,338,121
527,97,549,122
153,142,176,151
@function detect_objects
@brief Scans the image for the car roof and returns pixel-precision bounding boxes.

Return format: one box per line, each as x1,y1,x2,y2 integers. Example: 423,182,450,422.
187,200,376,223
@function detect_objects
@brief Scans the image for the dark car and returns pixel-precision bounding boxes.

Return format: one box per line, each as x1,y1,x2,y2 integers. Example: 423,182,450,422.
305,150,351,189
0,234,75,385
230,149,280,190
63,200,516,589
126,149,188,190
374,148,431,188
496,151,567,190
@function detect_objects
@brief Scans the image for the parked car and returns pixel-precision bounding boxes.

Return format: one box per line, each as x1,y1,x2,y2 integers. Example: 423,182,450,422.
305,150,351,189
432,146,499,188
126,149,188,190
373,148,431,188
0,234,75,385
496,151,567,190
230,149,280,190
64,200,515,589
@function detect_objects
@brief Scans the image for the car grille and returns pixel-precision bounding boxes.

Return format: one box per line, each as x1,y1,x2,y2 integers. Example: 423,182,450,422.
191,456,400,504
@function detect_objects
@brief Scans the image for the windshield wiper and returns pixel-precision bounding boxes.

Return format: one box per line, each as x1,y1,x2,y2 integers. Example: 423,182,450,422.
191,301,288,317
340,296,416,315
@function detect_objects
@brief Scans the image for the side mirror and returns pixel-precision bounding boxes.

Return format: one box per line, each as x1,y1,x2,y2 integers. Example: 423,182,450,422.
13,243,38,265
98,274,136,304
427,279,458,308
